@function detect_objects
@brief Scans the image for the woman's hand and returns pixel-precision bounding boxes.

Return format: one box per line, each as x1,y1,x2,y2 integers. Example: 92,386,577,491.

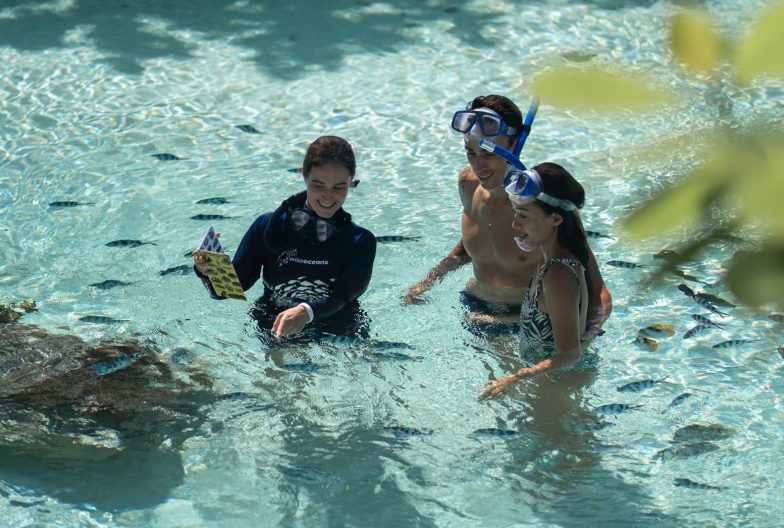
478,374,520,401
272,304,310,339
192,231,221,275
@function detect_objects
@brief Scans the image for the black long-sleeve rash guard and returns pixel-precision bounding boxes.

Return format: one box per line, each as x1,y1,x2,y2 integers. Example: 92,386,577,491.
197,210,376,322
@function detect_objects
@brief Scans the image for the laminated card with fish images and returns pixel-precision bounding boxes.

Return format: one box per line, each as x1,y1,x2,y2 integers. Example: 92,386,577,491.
201,251,246,300
196,226,245,300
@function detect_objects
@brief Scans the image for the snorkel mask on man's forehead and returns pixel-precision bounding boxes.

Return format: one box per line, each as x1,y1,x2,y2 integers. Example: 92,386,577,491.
451,97,540,172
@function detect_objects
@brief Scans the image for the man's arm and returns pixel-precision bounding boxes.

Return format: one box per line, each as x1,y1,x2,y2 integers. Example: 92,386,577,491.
402,240,471,304
402,167,476,305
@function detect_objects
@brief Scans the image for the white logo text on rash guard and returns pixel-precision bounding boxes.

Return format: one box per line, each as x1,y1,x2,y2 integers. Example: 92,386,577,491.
278,249,328,266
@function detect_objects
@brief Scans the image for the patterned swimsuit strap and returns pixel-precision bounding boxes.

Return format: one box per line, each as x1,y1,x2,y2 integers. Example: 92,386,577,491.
533,258,585,301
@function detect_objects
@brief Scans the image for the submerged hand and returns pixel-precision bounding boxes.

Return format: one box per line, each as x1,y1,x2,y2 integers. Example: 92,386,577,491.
272,305,309,339
401,284,428,305
478,375,519,401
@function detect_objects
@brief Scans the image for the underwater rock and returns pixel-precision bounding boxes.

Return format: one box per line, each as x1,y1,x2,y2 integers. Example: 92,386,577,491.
673,423,735,443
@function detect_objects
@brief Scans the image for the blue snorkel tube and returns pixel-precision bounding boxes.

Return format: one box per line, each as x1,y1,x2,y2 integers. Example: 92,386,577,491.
479,97,539,173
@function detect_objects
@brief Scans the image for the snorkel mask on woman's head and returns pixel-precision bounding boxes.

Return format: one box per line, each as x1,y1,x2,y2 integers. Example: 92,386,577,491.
504,169,577,212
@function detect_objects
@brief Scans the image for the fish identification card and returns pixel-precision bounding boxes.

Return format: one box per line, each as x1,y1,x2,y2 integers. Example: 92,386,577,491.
199,251,246,301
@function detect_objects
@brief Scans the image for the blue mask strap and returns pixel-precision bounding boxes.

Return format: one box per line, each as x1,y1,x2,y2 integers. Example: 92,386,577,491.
477,97,539,177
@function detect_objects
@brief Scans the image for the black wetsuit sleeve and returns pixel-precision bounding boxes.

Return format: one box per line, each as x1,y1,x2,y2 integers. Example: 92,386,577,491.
193,215,269,300
309,230,376,321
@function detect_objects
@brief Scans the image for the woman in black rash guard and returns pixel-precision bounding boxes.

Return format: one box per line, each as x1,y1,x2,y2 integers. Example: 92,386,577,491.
193,136,376,341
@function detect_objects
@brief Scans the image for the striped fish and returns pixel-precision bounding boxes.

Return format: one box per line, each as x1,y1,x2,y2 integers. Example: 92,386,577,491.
683,325,711,339
695,292,736,308
105,239,155,247
235,124,261,134
678,284,696,298
606,260,645,269
712,339,759,349
49,201,94,207
89,353,142,376
376,235,422,243
594,403,643,414
666,392,693,409
383,426,433,437
673,478,724,491
693,297,728,318
472,428,519,437
151,153,182,161
653,441,719,461
616,377,669,393
191,214,235,221
195,197,230,205
586,230,613,239
691,314,724,328
89,279,134,290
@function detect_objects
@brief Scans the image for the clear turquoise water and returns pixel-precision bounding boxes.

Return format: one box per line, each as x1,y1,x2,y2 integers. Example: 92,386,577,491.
2,0,784,526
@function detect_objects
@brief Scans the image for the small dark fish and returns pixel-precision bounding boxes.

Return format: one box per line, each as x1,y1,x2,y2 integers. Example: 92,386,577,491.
712,339,759,349
215,392,258,402
319,335,412,350
472,428,519,437
653,441,719,461
190,214,235,221
666,392,693,409
607,260,645,269
285,167,301,173
670,269,709,285
195,197,230,205
673,423,735,443
376,235,422,243
89,279,134,290
235,124,261,134
585,230,613,239
78,315,129,324
49,201,94,208
638,324,675,338
678,283,696,299
691,314,724,328
105,239,155,248
673,478,724,491
580,420,612,432
278,362,319,373
89,353,142,376
151,153,182,161
383,426,433,437
693,297,728,318
170,347,191,365
561,50,596,63
769,313,784,323
159,264,192,276
617,377,668,393
778,347,784,360
683,325,711,339
594,403,642,414
695,292,736,308
634,335,659,351
363,351,416,362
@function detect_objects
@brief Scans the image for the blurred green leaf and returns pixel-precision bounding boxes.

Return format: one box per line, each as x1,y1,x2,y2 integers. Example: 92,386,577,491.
734,3,784,85
725,244,784,308
532,67,672,111
670,10,723,73
733,133,784,236
622,159,731,239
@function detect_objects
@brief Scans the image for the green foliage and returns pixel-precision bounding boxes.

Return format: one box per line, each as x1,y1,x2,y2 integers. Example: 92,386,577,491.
532,2,784,309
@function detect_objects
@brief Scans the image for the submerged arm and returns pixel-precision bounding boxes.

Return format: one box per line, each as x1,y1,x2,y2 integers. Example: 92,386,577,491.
402,240,471,304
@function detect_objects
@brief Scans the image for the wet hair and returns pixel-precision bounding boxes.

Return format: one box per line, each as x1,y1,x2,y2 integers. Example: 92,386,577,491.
302,135,356,178
531,162,594,316
467,94,523,132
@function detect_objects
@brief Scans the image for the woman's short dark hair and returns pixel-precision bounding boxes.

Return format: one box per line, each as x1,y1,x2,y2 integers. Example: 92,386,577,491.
302,136,356,178
468,94,523,132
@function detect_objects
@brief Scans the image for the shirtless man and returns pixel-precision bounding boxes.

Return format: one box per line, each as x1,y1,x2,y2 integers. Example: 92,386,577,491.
403,95,611,337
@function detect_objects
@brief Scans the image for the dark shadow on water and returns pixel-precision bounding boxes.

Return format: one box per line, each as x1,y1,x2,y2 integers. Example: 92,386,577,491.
0,0,682,79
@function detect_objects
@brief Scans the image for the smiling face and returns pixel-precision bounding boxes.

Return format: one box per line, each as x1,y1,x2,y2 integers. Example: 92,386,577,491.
464,134,515,190
510,199,562,251
303,162,352,219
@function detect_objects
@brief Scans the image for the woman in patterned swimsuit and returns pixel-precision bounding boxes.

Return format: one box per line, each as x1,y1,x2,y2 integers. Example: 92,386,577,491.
479,163,595,401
